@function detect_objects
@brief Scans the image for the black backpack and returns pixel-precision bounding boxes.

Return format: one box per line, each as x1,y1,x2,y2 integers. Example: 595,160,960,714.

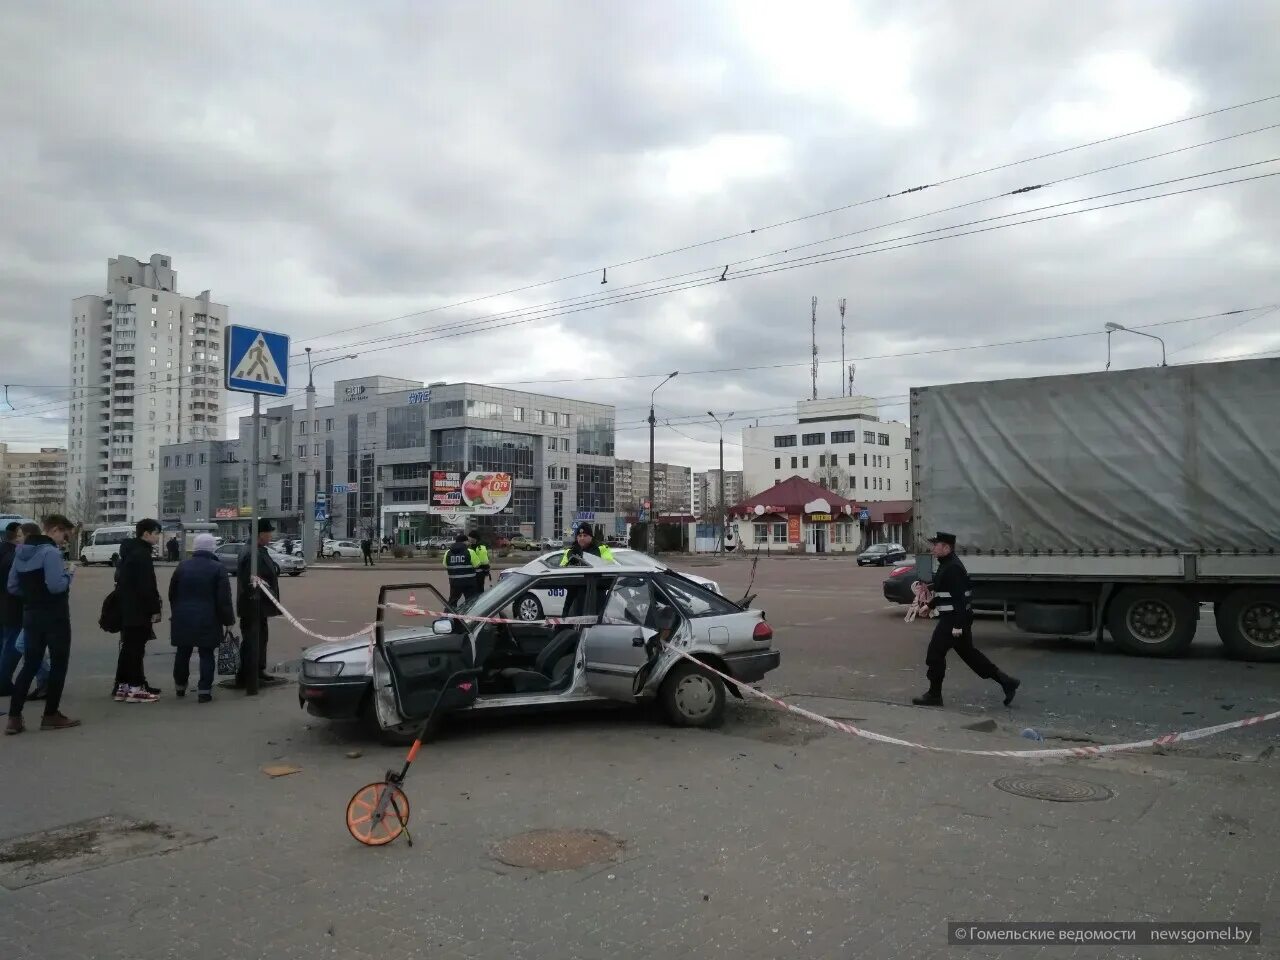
98,590,122,634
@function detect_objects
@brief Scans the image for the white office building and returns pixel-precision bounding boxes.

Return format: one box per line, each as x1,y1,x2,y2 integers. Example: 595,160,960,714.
741,396,911,503
67,254,228,526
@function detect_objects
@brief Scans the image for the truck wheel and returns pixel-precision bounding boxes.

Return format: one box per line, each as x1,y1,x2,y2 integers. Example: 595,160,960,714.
660,661,725,728
1106,587,1197,657
1215,589,1280,662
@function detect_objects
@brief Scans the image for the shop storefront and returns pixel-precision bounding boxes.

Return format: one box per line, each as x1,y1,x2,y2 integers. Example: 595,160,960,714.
728,478,861,554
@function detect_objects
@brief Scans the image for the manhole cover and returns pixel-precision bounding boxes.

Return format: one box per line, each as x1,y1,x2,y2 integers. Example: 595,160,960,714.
491,828,623,872
0,816,208,889
992,776,1114,803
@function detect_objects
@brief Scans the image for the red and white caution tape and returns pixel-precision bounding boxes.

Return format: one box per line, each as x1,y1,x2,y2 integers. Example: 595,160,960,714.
904,580,936,623
253,579,1279,760
657,643,1280,759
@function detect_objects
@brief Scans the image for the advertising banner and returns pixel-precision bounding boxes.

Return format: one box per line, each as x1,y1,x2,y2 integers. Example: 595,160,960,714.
787,516,802,544
429,471,513,515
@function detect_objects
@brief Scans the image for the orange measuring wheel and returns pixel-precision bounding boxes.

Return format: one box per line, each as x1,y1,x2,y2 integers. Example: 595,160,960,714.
346,781,411,846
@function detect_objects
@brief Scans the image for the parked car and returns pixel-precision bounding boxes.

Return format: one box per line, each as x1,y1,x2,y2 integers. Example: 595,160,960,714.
508,536,540,551
213,542,306,577
882,562,1003,612
497,547,722,621
857,542,908,567
298,554,779,742
326,540,364,558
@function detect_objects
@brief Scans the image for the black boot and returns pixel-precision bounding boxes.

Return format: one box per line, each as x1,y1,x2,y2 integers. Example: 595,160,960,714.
912,688,943,707
995,671,1020,706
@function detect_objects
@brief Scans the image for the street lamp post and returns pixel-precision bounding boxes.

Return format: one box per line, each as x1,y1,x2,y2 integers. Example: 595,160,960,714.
647,371,678,553
707,410,734,556
1104,322,1166,368
302,348,358,561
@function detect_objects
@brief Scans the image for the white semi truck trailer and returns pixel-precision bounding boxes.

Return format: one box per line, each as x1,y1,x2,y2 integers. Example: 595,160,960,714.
910,357,1280,661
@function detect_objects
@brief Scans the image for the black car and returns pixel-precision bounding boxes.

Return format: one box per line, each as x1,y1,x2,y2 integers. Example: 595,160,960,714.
882,562,920,603
857,542,908,566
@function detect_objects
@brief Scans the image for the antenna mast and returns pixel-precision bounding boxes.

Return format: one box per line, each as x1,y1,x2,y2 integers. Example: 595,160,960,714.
848,363,856,397
837,298,847,396
810,296,819,401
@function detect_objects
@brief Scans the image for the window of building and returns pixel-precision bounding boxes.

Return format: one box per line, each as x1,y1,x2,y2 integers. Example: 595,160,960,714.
878,433,890,446
151,294,158,302
576,464,614,512
772,522,788,544
194,500,201,513
366,412,377,428
547,465,557,481
905,437,911,449
313,443,321,457
863,454,868,467
465,399,502,420
186,454,193,466
280,473,293,513
847,454,856,465
199,453,206,465
774,457,780,469
161,479,186,515
802,432,825,446
576,414,614,457
298,444,307,458
512,407,524,422
560,467,570,481
299,421,307,435
863,431,875,443
390,463,431,481
774,435,797,448
430,399,464,419
904,458,909,470
163,456,170,468
790,457,797,469
151,307,157,315
802,456,809,468
325,418,334,432
887,479,891,491
386,405,426,450
831,430,857,444
194,479,202,492
819,454,827,467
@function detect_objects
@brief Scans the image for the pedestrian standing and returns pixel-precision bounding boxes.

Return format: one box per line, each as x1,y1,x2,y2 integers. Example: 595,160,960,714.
5,514,79,734
469,531,490,594
0,522,50,698
912,532,1020,708
360,536,374,567
236,518,281,696
166,535,180,561
112,519,164,703
169,533,235,703
443,532,478,607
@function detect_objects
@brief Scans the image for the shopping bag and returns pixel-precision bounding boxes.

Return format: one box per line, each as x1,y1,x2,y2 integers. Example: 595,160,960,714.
216,629,241,676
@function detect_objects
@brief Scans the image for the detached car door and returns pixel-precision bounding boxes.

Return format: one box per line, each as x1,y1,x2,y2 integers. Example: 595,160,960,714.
583,575,676,701
371,583,478,729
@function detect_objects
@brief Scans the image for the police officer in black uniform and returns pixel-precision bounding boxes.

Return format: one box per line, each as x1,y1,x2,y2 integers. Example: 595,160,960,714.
443,532,478,607
912,532,1020,707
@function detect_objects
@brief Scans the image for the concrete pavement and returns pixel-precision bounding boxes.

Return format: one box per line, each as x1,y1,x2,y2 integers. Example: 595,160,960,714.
1,561,1276,959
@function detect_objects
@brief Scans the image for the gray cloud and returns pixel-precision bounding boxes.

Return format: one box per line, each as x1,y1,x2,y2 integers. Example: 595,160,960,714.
2,0,1277,469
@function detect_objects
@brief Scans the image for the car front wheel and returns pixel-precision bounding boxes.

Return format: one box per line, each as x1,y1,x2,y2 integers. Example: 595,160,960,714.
660,661,725,728
514,593,544,622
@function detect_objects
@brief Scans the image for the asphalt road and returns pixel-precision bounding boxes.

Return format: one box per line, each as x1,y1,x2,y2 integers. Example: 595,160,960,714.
57,556,1280,755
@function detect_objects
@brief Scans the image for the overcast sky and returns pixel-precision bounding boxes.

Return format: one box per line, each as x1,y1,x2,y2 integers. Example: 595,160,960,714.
2,0,1277,469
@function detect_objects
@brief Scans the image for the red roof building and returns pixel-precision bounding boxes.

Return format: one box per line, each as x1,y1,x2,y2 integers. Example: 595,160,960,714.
727,477,862,553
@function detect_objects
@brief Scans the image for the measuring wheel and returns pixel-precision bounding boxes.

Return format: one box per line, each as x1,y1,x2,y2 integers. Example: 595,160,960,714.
346,780,411,846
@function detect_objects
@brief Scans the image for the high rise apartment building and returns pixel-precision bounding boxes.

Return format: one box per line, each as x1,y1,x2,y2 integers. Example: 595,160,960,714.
67,254,228,525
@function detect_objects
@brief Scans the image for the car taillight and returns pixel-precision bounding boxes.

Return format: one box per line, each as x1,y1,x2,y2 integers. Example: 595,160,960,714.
753,621,773,642
891,565,914,577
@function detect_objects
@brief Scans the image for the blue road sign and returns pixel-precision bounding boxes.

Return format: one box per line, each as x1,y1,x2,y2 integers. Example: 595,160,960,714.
858,508,870,521
225,325,290,397
314,502,329,522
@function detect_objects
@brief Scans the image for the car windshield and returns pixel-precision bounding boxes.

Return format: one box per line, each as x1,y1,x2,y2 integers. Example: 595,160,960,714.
866,545,886,553
463,572,533,618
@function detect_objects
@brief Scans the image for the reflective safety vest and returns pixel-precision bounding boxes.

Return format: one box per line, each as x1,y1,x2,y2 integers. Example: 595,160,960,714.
443,543,476,580
472,544,490,571
559,544,616,566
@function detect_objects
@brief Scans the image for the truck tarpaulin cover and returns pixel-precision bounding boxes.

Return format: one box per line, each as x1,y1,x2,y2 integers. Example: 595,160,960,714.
910,358,1280,555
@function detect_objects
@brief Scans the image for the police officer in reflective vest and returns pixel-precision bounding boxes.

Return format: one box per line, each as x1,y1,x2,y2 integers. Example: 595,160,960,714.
468,531,490,594
559,522,616,566
912,532,1020,708
443,532,478,607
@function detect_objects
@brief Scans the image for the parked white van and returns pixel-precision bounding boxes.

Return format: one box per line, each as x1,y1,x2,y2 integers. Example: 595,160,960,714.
80,525,135,566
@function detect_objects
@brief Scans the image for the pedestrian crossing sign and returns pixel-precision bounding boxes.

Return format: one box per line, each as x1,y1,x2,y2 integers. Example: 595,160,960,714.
225,325,291,397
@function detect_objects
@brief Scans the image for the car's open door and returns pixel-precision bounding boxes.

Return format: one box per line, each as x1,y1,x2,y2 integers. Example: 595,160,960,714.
583,575,678,701
371,583,477,729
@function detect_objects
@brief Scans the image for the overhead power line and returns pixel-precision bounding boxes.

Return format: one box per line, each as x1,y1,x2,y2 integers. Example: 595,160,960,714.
292,92,1280,349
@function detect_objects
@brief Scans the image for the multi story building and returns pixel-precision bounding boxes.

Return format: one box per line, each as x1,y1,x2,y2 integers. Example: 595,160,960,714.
159,377,616,542
741,396,911,503
693,469,744,517
67,254,228,526
614,459,692,516
0,444,68,519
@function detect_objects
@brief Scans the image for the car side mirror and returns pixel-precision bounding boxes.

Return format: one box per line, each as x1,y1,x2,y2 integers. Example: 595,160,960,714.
432,618,455,635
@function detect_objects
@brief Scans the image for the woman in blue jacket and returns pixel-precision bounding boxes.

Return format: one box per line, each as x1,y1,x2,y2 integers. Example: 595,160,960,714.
168,533,236,702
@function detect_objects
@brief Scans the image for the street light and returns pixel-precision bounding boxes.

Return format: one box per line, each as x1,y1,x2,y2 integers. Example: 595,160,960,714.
1103,322,1166,368
647,371,678,553
302,347,358,559
707,410,734,556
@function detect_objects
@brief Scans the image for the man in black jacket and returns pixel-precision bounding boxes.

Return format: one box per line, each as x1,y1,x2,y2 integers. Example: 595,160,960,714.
0,522,50,698
236,518,282,696
113,519,164,703
912,532,1019,708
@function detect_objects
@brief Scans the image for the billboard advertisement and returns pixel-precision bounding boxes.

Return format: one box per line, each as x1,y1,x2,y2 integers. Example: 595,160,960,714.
429,471,513,515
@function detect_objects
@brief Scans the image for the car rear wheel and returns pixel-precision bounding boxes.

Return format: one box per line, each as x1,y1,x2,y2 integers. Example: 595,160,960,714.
660,661,725,728
514,593,544,622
